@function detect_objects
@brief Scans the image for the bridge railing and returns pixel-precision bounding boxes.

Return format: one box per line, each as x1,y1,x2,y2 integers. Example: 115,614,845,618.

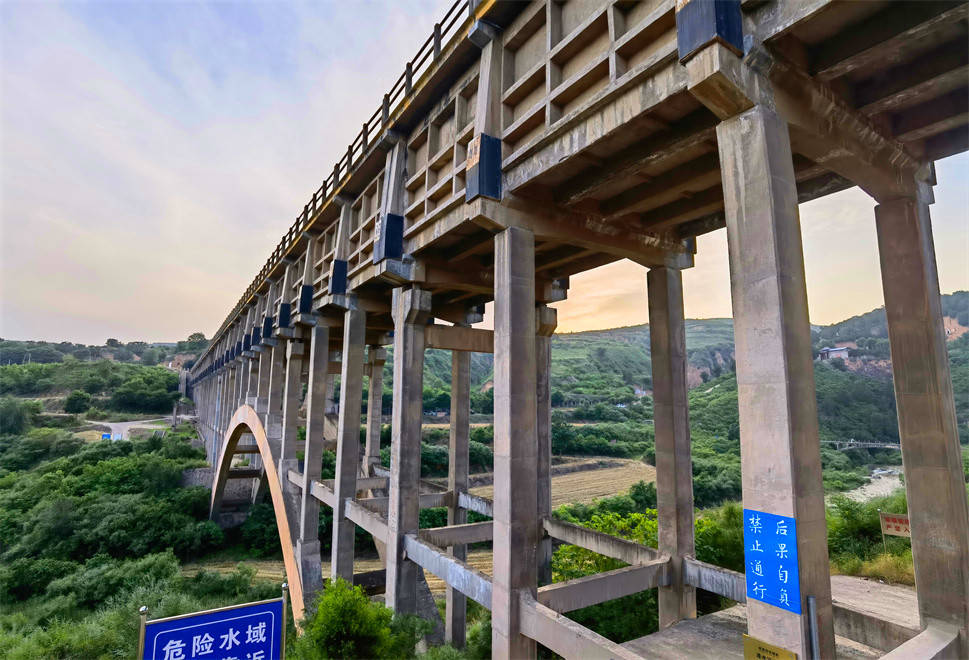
195,0,472,372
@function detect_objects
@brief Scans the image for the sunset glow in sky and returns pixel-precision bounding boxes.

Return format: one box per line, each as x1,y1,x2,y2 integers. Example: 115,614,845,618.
2,1,967,344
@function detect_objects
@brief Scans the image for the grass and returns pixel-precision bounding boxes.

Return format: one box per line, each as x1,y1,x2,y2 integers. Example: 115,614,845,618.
832,550,915,585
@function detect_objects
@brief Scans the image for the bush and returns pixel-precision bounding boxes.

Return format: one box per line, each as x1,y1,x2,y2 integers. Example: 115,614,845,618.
0,557,78,602
63,390,92,414
296,579,428,659
0,397,40,435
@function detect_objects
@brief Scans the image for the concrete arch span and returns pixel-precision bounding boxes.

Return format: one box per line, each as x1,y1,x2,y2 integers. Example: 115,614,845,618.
210,405,305,627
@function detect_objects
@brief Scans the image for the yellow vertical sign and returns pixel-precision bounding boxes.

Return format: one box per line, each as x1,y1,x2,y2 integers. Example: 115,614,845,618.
743,633,797,660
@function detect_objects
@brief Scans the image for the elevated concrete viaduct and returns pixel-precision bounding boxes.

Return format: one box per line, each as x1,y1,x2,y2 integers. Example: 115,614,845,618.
187,0,969,657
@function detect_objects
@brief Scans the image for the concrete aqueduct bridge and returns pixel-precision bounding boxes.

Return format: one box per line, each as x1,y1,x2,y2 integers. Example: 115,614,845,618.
187,1,969,657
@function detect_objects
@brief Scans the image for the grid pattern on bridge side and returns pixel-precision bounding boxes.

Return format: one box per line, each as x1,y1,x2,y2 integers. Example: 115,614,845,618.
196,0,472,367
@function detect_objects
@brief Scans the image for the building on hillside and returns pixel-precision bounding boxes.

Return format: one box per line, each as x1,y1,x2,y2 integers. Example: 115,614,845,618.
818,346,850,361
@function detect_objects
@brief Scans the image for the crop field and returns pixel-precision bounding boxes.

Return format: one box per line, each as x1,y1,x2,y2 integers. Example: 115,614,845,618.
471,457,655,509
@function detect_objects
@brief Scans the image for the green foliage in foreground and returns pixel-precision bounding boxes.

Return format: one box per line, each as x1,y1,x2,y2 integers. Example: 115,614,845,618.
296,579,427,659
0,556,284,660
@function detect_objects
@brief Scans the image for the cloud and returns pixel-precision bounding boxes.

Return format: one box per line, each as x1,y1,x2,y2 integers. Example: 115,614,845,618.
1,1,965,343
1,0,449,343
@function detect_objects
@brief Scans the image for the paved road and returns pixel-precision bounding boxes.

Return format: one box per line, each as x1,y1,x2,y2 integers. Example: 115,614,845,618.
93,415,194,440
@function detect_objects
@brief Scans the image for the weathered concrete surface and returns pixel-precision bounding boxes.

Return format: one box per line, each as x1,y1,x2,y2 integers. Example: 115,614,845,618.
491,226,538,659
623,604,879,660
718,103,834,658
648,266,697,628
446,346,470,647
386,287,432,614
875,193,969,656
623,576,919,659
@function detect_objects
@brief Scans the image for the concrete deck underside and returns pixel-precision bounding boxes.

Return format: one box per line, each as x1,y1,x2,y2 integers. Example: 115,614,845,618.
624,576,919,659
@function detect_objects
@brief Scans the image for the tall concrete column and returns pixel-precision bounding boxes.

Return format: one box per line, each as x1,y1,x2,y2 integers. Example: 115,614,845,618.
280,339,304,465
264,340,287,457
298,323,330,599
386,287,432,613
536,305,557,586
717,104,834,658
222,366,236,439
332,306,367,580
364,346,387,474
648,266,697,628
446,343,471,647
279,338,304,549
492,226,538,659
255,339,274,415
875,193,969,654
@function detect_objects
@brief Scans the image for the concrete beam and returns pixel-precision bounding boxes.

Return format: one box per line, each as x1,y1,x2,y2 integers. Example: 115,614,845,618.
682,557,747,603
537,560,670,614
458,491,494,517
357,492,450,513
476,197,692,269
832,603,919,653
345,498,388,543
420,521,493,548
404,534,493,609
425,324,494,353
881,624,961,660
518,593,643,660
544,518,660,566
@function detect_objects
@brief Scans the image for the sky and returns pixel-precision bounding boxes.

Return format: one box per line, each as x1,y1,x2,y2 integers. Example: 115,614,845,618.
1,1,966,345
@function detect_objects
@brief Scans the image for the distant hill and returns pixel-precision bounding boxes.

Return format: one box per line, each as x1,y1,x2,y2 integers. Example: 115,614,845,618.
417,292,968,423
0,334,209,367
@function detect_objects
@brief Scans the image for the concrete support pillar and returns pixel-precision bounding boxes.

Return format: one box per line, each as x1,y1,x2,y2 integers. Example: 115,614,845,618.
279,338,304,549
446,343,471,647
536,305,557,586
648,266,697,628
223,366,236,439
280,340,304,465
717,104,834,659
492,226,538,659
332,307,367,580
365,346,387,474
235,356,246,411
875,193,969,655
298,323,330,599
265,340,286,456
386,287,432,614
255,341,273,415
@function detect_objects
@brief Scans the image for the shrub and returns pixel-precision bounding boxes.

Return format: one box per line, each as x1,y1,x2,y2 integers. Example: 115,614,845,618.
63,390,92,414
0,558,78,602
295,579,428,659
0,397,40,435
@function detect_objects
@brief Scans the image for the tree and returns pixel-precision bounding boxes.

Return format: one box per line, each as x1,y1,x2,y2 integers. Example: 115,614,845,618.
64,390,92,414
141,349,160,366
105,339,120,348
187,332,206,343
